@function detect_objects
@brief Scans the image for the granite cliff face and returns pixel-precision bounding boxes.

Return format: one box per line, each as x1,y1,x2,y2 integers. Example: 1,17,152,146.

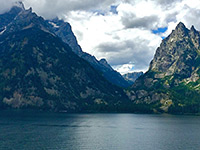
0,5,130,112
128,22,200,113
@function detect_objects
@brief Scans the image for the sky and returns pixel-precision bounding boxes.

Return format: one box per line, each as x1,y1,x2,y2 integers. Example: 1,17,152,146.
2,0,200,74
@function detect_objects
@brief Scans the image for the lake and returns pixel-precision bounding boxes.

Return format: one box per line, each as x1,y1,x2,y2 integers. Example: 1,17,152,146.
0,111,200,150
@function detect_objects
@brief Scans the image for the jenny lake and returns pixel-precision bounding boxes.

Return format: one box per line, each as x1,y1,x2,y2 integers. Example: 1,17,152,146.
0,111,200,150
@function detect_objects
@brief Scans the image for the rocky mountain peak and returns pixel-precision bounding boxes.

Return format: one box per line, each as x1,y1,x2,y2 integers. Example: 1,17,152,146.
189,25,200,49
17,7,34,18
175,22,186,29
149,22,199,76
99,58,107,64
190,25,196,31
0,1,130,88
3,6,54,36
128,22,200,113
0,2,24,30
171,22,189,38
99,58,113,71
190,25,199,38
190,25,198,36
13,1,25,11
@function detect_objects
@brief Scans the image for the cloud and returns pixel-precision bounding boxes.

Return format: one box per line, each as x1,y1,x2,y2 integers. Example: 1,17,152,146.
0,0,19,14
1,0,200,74
95,30,161,71
155,0,182,8
64,1,163,74
121,15,159,29
66,0,200,74
113,64,135,75
22,0,119,19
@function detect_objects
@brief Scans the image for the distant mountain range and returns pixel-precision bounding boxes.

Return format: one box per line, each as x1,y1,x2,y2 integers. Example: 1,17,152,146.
123,72,143,84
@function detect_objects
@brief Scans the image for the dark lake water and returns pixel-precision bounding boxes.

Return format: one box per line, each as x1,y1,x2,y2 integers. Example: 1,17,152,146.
0,111,200,150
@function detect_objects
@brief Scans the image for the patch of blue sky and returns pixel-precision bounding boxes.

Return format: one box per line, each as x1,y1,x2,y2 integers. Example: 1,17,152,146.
152,27,168,39
152,27,168,34
110,5,118,14
91,5,118,16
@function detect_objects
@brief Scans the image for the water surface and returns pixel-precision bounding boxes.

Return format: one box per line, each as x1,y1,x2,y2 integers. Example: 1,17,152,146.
0,111,200,150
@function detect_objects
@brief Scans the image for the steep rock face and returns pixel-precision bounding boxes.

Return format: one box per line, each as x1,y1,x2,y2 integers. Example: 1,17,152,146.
0,6,130,112
49,18,83,56
150,22,197,77
0,2,24,31
2,4,130,88
128,22,200,113
123,72,143,84
49,18,130,87
4,8,53,35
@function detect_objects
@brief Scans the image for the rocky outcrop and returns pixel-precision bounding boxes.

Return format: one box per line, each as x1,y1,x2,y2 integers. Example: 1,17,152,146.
128,22,200,113
0,2,24,30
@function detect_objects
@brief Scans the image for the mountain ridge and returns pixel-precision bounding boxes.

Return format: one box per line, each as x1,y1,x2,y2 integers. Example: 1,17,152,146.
0,5,131,112
0,4,130,88
48,18,131,87
127,22,200,113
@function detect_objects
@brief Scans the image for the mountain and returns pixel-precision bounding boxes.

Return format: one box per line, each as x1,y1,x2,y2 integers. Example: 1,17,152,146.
0,5,130,112
123,72,143,84
48,18,131,88
0,3,130,88
127,22,200,114
0,2,24,31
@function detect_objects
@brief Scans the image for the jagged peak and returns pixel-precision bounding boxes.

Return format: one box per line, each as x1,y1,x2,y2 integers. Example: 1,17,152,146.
191,25,196,30
176,22,186,28
189,25,198,37
17,7,35,18
169,22,189,37
99,58,113,70
13,1,25,10
51,17,60,22
190,25,198,34
50,17,70,27
99,58,107,63
175,22,188,31
28,7,33,13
